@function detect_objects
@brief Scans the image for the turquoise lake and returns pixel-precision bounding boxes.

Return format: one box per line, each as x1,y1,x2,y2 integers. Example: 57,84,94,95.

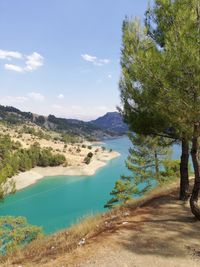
0,136,181,234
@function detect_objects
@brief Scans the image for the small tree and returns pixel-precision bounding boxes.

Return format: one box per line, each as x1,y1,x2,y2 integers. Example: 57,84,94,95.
105,134,171,208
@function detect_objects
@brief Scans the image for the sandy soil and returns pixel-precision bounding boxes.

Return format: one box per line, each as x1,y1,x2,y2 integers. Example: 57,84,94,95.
35,189,200,267
10,150,119,191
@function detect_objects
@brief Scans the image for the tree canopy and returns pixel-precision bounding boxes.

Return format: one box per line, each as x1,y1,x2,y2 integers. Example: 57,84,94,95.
110,0,200,217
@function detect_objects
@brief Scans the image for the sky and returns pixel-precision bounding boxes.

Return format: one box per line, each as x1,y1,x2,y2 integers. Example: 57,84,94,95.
0,0,150,120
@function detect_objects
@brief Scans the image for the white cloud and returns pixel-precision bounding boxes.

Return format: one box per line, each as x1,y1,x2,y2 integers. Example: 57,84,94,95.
108,74,112,79
0,49,44,73
0,49,22,60
81,53,110,66
81,54,97,63
4,64,24,73
28,92,45,101
24,52,43,72
57,94,64,99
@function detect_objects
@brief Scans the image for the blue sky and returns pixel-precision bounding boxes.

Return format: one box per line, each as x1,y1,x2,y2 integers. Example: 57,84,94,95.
0,0,149,120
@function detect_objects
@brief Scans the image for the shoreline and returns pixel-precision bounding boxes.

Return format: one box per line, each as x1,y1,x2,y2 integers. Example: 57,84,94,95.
8,150,120,191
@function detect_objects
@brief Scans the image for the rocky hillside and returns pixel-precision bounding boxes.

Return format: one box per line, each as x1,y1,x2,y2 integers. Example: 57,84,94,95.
0,105,124,140
90,112,128,134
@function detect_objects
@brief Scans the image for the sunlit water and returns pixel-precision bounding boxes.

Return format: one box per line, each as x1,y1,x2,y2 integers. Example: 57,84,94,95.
0,137,181,234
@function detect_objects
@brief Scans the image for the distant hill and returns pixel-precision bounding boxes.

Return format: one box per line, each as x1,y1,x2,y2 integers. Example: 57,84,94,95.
90,112,128,134
0,105,126,140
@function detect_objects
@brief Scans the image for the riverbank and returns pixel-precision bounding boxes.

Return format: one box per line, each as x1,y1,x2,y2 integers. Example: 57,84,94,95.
9,150,120,191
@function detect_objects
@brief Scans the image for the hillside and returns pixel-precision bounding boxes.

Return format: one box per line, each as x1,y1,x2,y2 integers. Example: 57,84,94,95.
0,105,123,141
0,119,119,194
2,182,199,267
90,112,128,134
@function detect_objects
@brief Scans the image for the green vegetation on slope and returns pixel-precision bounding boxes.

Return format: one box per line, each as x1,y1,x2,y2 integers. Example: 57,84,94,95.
0,135,66,199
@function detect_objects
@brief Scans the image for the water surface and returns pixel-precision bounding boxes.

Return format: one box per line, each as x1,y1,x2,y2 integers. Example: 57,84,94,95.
0,137,182,234
0,137,131,233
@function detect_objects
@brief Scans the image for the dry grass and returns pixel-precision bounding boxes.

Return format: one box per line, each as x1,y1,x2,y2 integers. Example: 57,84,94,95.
0,209,127,266
0,180,185,266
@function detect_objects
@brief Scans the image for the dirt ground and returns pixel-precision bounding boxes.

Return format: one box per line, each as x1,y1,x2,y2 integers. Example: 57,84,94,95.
25,190,200,267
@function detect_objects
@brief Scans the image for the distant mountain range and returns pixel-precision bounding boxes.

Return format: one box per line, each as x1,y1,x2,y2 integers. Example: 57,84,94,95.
91,112,128,134
0,105,128,140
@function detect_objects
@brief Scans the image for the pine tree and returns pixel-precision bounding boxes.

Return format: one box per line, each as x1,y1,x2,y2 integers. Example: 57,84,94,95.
105,134,171,208
118,0,200,218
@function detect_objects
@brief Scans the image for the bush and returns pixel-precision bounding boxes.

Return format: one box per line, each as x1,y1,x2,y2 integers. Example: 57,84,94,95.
0,216,43,255
87,152,93,158
83,152,93,165
83,156,91,165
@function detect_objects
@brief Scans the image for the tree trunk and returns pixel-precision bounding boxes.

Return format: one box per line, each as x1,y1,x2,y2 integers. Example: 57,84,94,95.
190,129,200,220
154,149,160,181
179,138,190,200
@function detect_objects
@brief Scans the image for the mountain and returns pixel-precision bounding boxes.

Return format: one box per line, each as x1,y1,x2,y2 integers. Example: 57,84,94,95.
0,105,125,140
90,112,128,134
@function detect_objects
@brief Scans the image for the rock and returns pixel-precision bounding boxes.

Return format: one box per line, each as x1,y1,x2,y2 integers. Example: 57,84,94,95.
78,238,86,246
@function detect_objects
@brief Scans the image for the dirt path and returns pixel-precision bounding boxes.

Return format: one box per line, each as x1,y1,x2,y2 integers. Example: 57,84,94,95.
39,191,200,267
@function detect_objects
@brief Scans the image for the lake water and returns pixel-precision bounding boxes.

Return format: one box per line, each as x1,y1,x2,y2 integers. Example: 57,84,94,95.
0,136,133,234
0,136,182,234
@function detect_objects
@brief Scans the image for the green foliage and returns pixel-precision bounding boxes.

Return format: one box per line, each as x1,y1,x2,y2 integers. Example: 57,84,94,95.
119,0,200,141
61,133,79,144
0,216,43,255
105,134,172,208
0,136,66,199
19,125,51,140
160,159,180,183
87,152,93,158
116,0,200,208
83,152,93,165
0,105,33,125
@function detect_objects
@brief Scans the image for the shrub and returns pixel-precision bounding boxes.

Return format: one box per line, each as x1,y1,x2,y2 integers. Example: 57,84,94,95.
83,152,93,165
87,152,93,158
0,216,43,255
83,156,91,165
